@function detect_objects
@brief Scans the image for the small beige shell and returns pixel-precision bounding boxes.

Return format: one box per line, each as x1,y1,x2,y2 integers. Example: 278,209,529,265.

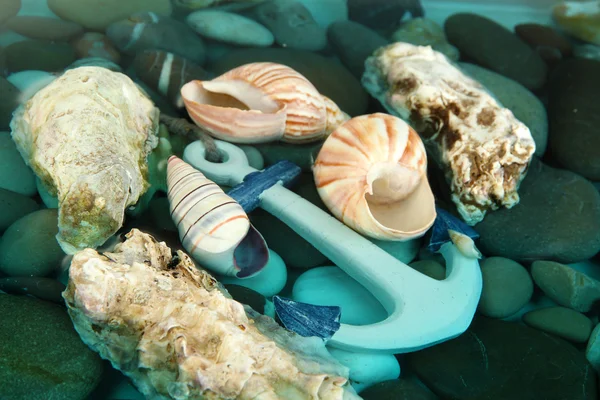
181,62,348,144
167,156,269,277
313,113,436,241
448,230,482,259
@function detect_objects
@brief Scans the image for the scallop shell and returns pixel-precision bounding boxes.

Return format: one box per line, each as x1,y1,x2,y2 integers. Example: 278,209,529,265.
313,113,436,241
167,156,269,277
181,62,347,144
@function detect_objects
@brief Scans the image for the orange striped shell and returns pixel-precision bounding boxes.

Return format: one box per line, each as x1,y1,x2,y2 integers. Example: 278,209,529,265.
313,113,436,241
181,62,348,144
167,156,269,277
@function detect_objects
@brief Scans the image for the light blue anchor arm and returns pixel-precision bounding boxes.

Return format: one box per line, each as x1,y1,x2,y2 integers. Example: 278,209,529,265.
184,140,483,355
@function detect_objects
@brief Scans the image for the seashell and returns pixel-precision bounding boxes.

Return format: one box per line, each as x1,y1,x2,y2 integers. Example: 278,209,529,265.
313,113,436,241
448,230,482,259
181,62,347,144
167,156,269,277
428,206,479,253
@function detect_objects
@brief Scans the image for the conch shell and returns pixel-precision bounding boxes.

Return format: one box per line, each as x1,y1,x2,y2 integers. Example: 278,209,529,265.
313,113,436,241
167,156,269,277
181,62,349,144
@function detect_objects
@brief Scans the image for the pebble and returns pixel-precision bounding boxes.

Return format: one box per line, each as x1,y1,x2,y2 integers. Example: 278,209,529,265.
145,196,176,232
502,292,558,323
459,62,548,156
0,209,65,277
0,132,37,196
574,43,600,61
0,0,20,24
134,50,212,108
359,379,438,400
295,0,347,29
66,57,122,72
5,16,83,41
254,140,323,173
0,78,20,130
186,10,274,47
72,32,121,64
407,317,597,399
409,259,445,280
548,59,600,181
531,260,600,313
211,48,369,116
107,12,206,65
327,347,401,393
445,13,547,90
36,178,59,208
292,266,388,325
47,0,172,31
327,20,388,78
514,23,572,64
390,17,460,61
0,294,103,399
4,39,75,73
6,70,56,102
523,306,593,343
0,276,65,304
553,0,600,45
0,188,38,232
475,158,600,264
238,145,264,170
254,1,327,51
369,236,419,265
347,0,424,32
17,0,58,18
0,47,6,76
218,249,287,297
477,257,533,319
223,284,269,315
417,246,446,267
587,323,600,374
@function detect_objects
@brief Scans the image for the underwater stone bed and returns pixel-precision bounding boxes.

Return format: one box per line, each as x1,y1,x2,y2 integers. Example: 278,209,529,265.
0,0,599,399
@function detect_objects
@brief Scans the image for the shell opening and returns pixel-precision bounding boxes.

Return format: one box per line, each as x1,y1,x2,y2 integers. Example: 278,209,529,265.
365,164,435,234
184,79,282,114
233,224,270,279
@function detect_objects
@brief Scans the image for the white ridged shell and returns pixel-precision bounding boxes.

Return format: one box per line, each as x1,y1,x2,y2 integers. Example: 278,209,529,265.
313,113,436,241
167,156,268,277
181,62,347,144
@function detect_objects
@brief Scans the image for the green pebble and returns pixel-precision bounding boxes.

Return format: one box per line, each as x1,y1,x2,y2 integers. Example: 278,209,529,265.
0,132,37,196
0,209,65,277
409,260,446,280
224,284,267,314
0,188,39,232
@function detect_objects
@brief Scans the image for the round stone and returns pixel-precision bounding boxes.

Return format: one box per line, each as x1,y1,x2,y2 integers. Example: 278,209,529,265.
390,17,460,61
72,32,121,64
6,70,56,103
0,188,38,232
523,306,593,343
359,379,438,400
47,0,172,31
223,284,268,315
0,132,36,196
5,16,83,41
515,23,572,62
0,0,20,24
0,209,65,277
445,13,547,90
218,249,287,297
4,39,75,72
292,266,388,326
186,10,274,47
0,78,20,131
477,257,533,319
0,294,103,399
409,259,446,280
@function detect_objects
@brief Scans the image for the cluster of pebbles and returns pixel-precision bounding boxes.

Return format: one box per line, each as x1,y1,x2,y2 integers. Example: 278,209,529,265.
1,0,600,399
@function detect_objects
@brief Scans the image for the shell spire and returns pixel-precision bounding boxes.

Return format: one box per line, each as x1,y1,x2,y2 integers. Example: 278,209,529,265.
181,62,348,144
167,156,269,277
313,113,436,241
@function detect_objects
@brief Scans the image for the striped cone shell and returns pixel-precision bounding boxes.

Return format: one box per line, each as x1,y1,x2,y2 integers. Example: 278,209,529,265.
181,62,347,144
167,156,269,277
313,113,436,241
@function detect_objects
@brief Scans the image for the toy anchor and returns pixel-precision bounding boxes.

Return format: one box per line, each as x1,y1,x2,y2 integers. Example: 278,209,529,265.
184,140,483,354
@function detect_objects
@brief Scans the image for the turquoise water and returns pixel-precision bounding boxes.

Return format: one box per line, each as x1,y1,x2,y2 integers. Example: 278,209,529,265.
0,0,599,399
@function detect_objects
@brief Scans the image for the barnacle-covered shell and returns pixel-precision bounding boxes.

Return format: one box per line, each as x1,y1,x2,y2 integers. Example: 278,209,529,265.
63,228,357,399
181,62,347,144
9,66,159,254
167,156,269,277
313,113,436,241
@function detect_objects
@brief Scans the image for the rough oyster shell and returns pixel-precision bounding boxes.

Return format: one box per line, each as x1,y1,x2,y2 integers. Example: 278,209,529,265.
63,229,358,399
10,66,159,254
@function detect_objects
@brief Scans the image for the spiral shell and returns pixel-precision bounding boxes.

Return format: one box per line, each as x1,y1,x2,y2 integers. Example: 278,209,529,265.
313,113,436,241
167,156,269,277
181,62,348,144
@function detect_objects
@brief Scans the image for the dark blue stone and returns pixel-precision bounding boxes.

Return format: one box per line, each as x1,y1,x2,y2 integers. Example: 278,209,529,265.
227,160,302,214
273,296,341,340
427,206,479,253
348,0,424,31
